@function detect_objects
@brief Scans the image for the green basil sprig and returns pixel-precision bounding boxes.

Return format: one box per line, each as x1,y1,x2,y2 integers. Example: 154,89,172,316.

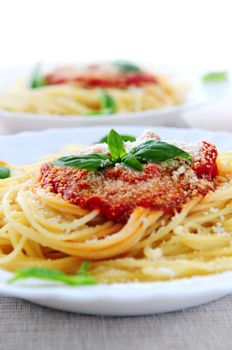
202,71,228,83
121,154,143,171
53,154,114,171
99,134,136,143
86,91,117,116
113,60,141,73
53,129,192,172
0,165,10,179
29,63,46,89
107,129,127,161
8,262,97,286
129,139,192,163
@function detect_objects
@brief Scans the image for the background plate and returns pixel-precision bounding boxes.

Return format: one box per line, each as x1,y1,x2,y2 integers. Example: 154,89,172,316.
0,64,230,132
1,125,232,315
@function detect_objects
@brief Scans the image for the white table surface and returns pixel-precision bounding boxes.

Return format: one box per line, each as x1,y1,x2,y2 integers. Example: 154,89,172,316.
184,95,231,131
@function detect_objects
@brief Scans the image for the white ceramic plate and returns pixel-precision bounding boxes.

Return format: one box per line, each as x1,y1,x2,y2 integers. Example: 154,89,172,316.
0,64,230,132
1,126,232,316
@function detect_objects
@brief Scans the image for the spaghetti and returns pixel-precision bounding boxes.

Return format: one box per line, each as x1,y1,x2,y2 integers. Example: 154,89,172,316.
0,62,185,115
1,130,232,283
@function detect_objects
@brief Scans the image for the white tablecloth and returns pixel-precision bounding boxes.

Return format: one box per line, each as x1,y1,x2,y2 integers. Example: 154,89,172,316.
184,95,231,131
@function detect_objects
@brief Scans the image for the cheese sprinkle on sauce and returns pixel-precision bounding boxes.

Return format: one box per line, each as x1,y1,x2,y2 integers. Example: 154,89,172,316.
39,132,218,223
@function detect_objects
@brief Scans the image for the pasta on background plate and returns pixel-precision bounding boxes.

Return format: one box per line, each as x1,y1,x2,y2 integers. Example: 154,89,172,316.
0,61,185,116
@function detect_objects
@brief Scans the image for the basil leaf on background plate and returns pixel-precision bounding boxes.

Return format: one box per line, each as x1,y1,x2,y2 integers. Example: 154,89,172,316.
99,91,117,114
29,62,46,89
85,91,117,116
113,60,141,73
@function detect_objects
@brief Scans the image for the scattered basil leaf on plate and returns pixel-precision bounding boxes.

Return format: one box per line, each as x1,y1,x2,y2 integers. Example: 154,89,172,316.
202,71,228,83
113,60,141,73
8,262,97,286
0,165,10,179
85,111,102,116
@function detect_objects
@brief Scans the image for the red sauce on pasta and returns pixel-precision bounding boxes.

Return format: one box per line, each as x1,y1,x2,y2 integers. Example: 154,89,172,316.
45,64,157,88
39,141,218,223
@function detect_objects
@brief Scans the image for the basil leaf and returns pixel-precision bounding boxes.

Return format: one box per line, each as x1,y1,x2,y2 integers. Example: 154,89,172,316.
53,130,192,173
130,140,192,163
99,134,136,143
85,91,117,116
107,129,127,161
29,63,46,89
84,111,102,116
8,263,97,286
121,154,143,171
76,261,91,276
53,154,114,171
113,60,141,73
85,108,115,116
99,91,117,114
0,165,10,179
202,71,228,83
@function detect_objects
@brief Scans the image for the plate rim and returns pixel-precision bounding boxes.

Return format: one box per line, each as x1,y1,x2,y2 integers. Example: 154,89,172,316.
1,124,232,141
0,63,230,123
0,84,229,123
1,270,232,300
1,126,232,313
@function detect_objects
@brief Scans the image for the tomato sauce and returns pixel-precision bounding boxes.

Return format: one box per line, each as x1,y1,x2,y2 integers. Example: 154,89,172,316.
39,142,218,223
45,65,157,88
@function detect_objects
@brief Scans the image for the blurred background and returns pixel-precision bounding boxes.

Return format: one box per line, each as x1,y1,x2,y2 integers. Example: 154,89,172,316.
0,0,231,132
0,0,230,68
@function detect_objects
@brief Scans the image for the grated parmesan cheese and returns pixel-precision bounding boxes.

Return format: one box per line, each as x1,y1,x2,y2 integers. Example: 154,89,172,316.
210,207,219,213
156,267,176,277
40,129,218,222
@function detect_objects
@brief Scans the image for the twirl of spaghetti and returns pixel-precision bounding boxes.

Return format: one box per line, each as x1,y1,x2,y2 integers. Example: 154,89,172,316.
0,130,232,283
